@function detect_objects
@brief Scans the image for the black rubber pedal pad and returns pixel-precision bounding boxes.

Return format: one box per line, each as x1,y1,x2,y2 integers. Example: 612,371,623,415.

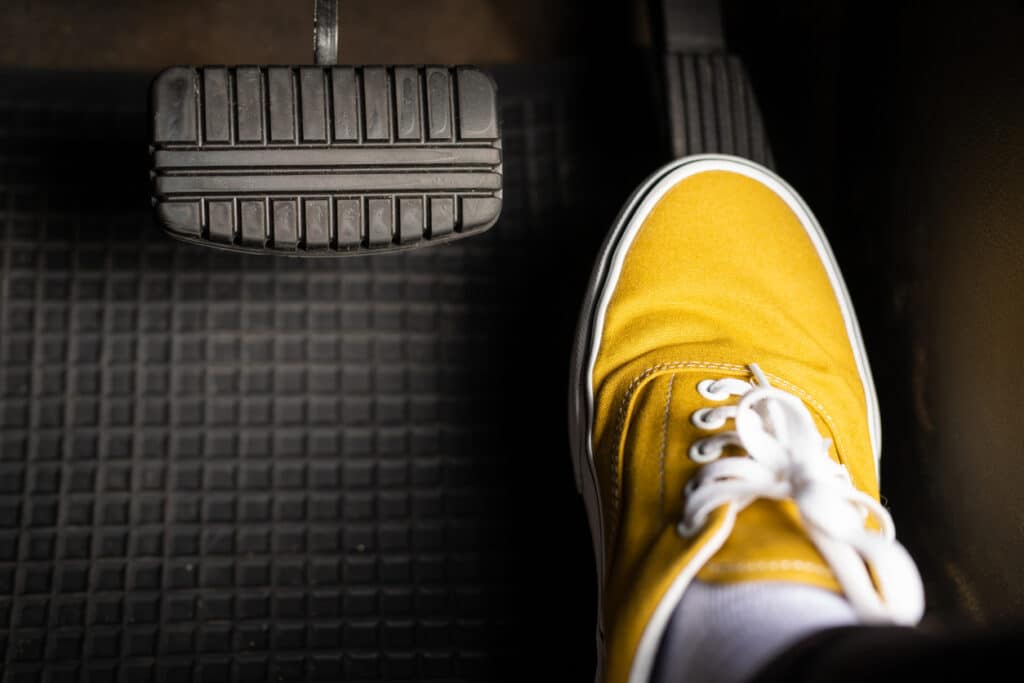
150,66,502,255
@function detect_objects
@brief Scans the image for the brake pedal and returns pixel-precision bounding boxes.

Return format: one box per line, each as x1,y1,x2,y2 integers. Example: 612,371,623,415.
150,1,502,255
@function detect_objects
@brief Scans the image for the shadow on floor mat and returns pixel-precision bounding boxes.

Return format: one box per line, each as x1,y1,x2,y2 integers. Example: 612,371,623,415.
0,63,661,682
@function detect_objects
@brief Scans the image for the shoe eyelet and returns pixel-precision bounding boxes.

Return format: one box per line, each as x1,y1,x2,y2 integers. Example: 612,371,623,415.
688,439,719,464
691,407,726,430
697,379,729,401
684,476,700,496
676,519,702,538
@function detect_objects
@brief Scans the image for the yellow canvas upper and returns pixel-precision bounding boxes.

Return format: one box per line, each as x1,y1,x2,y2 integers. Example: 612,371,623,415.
588,169,880,683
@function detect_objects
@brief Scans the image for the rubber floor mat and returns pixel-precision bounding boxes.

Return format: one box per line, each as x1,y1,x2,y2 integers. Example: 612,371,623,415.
0,64,661,682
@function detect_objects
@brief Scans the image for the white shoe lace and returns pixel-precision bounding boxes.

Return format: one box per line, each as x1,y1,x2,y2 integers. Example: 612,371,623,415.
678,364,925,625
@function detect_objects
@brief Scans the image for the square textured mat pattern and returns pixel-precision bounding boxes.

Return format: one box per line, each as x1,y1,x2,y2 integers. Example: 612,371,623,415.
0,65,658,682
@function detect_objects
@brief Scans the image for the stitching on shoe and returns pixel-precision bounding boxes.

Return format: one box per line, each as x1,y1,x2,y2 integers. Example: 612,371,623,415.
658,375,675,513
608,361,847,542
701,559,835,578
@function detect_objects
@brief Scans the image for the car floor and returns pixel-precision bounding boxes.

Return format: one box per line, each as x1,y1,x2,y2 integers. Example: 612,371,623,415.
0,2,1022,681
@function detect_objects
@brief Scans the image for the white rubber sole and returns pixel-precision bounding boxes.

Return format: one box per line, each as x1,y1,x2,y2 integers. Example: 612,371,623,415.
567,154,881,682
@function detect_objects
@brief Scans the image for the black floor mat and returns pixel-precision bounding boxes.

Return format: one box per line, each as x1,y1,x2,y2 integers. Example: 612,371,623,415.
0,64,661,682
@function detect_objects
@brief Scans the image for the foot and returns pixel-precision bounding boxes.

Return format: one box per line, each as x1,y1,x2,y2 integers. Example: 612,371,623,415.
569,155,924,683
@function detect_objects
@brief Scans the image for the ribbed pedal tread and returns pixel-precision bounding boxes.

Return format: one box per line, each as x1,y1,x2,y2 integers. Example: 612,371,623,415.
663,54,773,167
150,66,502,255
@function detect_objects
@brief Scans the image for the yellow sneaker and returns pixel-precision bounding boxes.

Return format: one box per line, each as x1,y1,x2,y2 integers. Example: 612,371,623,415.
568,155,924,683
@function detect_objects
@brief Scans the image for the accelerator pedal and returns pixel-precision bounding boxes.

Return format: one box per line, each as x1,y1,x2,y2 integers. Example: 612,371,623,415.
650,0,773,167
